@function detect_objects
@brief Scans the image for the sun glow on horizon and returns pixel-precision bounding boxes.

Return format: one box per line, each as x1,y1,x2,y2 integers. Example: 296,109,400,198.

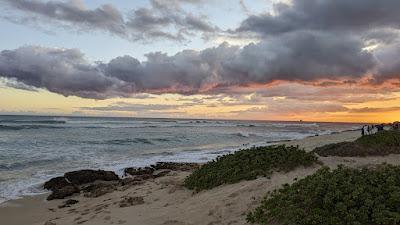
1,83,399,123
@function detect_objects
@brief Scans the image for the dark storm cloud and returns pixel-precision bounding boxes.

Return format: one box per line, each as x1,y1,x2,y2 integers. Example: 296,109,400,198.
0,46,125,99
237,0,400,36
373,43,400,83
3,0,126,35
1,0,217,41
233,0,400,87
220,31,375,83
0,30,377,99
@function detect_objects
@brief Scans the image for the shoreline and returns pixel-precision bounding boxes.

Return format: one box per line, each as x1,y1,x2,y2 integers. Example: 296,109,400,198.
5,130,395,225
0,129,358,205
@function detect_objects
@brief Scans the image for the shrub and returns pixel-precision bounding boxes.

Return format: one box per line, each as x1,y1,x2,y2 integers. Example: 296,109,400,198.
184,145,319,191
314,130,400,157
247,164,400,225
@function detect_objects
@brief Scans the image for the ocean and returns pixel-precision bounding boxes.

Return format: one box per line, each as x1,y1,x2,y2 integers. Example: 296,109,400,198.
0,115,361,203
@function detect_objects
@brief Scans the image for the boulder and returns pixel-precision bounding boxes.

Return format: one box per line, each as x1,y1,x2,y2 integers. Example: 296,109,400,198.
44,176,70,191
47,185,79,200
64,170,119,185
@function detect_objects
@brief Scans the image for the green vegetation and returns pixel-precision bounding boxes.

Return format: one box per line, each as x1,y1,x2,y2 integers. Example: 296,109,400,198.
314,130,400,157
184,145,319,191
247,164,400,225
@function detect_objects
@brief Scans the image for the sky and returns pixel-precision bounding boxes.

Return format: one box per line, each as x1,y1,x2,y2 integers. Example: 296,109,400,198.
0,0,399,123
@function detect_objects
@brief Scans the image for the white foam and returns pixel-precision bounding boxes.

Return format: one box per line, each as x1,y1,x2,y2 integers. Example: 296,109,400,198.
0,117,362,205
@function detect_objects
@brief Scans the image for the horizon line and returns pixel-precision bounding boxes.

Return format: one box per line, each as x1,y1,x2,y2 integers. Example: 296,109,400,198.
0,113,379,124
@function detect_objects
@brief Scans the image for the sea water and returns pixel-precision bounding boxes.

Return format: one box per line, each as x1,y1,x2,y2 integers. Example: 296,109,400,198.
0,115,361,203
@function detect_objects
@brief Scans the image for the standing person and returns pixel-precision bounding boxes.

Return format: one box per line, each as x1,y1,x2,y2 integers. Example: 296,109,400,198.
361,126,365,136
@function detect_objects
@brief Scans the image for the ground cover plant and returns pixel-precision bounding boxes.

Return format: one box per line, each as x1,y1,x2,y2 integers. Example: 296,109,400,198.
314,130,400,157
184,145,319,191
247,164,400,225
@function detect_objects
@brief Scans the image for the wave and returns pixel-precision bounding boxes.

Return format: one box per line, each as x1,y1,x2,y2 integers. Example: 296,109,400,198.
97,137,176,145
270,122,319,128
0,124,65,131
234,132,251,138
141,151,175,156
0,158,63,171
0,119,66,124
84,137,169,145
236,124,257,127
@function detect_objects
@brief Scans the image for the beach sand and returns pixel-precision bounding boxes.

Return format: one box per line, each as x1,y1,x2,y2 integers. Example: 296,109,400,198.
2,130,400,225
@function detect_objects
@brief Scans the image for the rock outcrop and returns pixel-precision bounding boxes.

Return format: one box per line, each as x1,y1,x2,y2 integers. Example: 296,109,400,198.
44,169,119,200
47,185,79,201
65,170,119,185
43,162,200,201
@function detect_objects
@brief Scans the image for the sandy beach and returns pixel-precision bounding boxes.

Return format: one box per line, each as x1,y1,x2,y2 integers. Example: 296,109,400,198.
2,130,400,225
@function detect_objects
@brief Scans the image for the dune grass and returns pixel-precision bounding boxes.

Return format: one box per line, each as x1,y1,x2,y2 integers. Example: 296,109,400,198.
183,145,319,191
314,130,400,157
247,164,400,225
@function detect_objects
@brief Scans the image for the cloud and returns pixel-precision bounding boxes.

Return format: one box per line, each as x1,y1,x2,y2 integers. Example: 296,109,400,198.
348,106,400,113
0,46,124,99
232,0,400,92
373,42,400,83
1,0,218,42
0,26,393,99
0,0,399,101
239,0,250,15
0,30,379,99
80,102,183,112
240,83,400,104
220,31,375,84
237,0,400,36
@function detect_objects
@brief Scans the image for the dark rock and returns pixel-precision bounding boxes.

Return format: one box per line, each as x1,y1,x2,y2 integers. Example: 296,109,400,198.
47,185,80,200
119,196,144,208
44,221,56,225
58,199,79,208
124,167,154,176
44,169,119,201
64,170,119,185
151,162,200,171
153,169,171,178
44,176,70,191
82,183,116,198
119,177,144,186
